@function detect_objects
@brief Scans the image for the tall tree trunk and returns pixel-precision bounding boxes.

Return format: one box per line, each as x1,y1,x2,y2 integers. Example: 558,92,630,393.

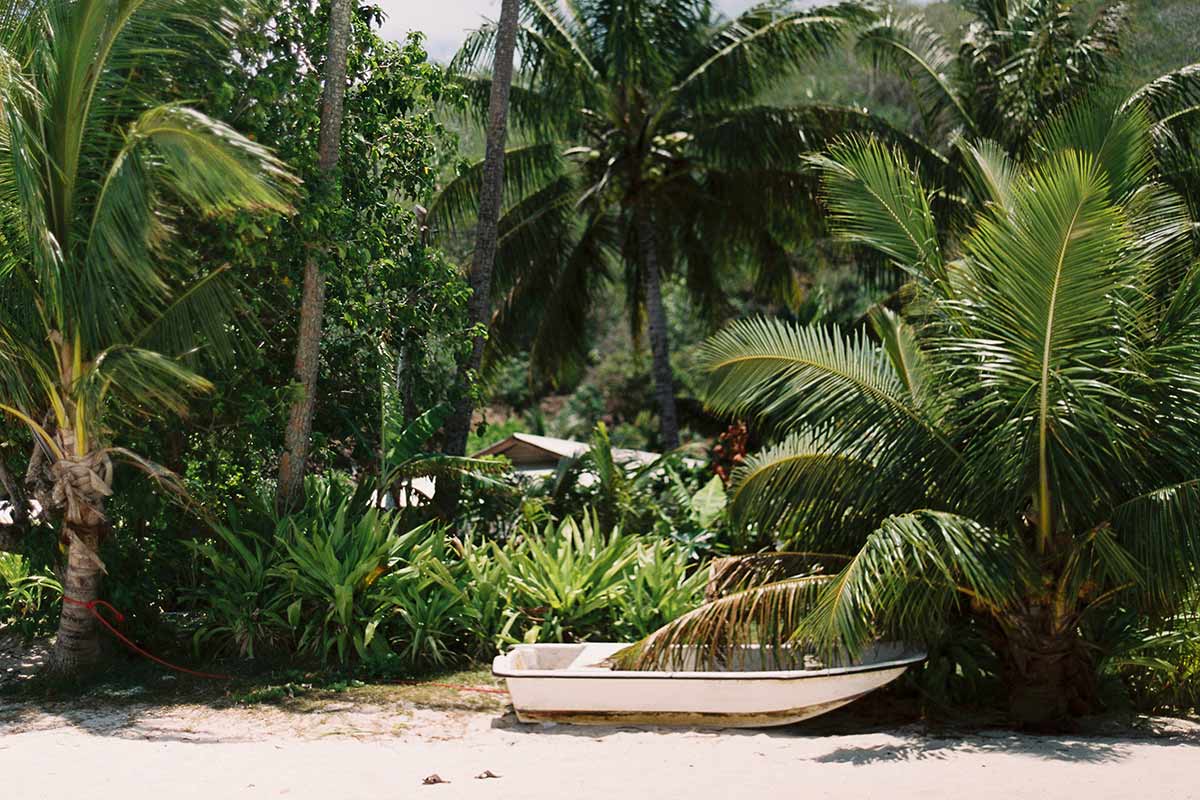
46,432,113,675
47,523,105,673
437,0,521,517
637,212,680,450
275,0,354,514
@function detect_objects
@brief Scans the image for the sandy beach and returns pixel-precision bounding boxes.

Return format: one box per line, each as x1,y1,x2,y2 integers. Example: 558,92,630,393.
2,686,1197,800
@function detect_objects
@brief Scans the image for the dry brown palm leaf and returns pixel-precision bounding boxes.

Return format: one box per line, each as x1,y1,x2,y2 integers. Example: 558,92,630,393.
609,574,832,672
705,551,851,600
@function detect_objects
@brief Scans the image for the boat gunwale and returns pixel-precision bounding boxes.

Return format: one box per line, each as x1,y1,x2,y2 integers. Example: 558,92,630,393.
492,647,927,681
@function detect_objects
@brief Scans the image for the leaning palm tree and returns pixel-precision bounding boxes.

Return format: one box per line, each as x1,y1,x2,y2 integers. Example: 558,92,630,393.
618,103,1200,727
0,0,294,674
434,0,876,450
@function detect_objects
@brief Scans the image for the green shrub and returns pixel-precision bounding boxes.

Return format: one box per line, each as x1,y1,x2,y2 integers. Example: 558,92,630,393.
191,478,432,666
186,521,288,659
377,571,465,672
499,513,638,643
436,536,519,660
189,483,708,671
613,539,707,640
0,552,62,638
1100,606,1200,714
271,482,435,664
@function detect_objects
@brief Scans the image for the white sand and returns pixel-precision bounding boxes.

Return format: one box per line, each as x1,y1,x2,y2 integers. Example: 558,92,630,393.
1,695,1198,800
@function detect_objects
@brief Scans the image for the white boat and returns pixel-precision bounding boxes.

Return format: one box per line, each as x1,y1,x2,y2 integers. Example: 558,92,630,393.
493,642,925,728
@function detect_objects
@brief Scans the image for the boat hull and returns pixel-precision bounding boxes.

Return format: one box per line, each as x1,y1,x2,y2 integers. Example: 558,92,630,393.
494,642,924,728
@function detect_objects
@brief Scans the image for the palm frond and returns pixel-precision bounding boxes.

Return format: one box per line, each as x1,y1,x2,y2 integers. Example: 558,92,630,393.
1121,64,1200,202
1062,1,1127,86
956,148,1136,540
454,0,601,127
809,135,947,288
726,431,877,549
611,574,832,671
800,511,1027,657
428,142,565,236
452,77,576,139
1123,182,1196,317
1031,101,1153,202
700,316,954,454
668,1,871,115
85,345,213,420
78,104,294,348
955,137,1018,212
521,0,600,82
128,264,251,365
387,454,509,483
855,14,974,136
1110,480,1200,610
106,444,211,522
493,208,619,380
1121,63,1200,129
867,305,938,413
705,551,851,597
491,172,578,296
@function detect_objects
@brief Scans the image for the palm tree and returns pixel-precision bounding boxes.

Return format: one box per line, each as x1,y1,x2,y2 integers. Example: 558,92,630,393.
434,0,876,450
276,0,354,513
618,104,1200,727
856,0,1200,214
861,0,1126,149
0,0,294,673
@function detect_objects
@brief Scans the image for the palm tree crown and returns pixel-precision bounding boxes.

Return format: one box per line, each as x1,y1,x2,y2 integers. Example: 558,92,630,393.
856,0,1200,223
433,0,875,448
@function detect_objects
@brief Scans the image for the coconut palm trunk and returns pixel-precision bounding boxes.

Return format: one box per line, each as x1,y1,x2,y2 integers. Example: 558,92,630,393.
1000,616,1098,725
46,430,114,673
637,212,680,450
50,517,106,671
438,0,521,514
276,0,354,513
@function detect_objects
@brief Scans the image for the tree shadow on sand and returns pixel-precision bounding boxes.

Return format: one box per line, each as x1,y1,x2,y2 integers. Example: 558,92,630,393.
490,705,1200,767
808,734,1185,765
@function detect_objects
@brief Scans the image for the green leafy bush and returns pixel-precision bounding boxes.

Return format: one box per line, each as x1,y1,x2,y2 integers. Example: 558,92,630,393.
377,567,465,672
434,536,519,660
499,514,638,643
189,479,707,671
191,478,430,665
0,553,62,639
614,539,707,640
186,521,287,659
272,487,428,665
1100,606,1200,714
